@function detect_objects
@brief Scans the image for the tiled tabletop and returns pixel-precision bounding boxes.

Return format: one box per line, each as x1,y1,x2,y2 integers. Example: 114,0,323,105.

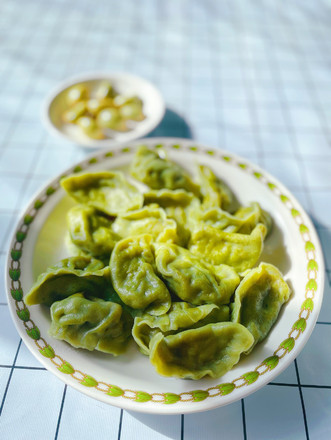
1,0,331,439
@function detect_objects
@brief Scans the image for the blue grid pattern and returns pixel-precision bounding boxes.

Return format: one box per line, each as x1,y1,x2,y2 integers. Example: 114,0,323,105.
1,0,331,438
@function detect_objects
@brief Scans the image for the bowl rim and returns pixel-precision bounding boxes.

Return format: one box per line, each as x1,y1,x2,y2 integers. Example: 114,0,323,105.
5,137,325,414
41,71,166,148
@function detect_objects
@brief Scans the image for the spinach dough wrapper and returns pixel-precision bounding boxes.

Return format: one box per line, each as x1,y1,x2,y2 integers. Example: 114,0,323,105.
189,202,272,236
67,204,119,259
143,188,195,208
130,146,200,195
49,293,132,355
110,235,171,315
112,205,178,243
155,243,240,305
133,302,229,355
232,263,291,352
149,322,254,379
24,257,112,306
61,170,143,216
144,188,199,247
198,165,238,213
189,223,267,273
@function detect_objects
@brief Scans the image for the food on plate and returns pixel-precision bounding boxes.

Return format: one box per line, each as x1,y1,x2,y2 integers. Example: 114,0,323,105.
198,164,238,212
61,81,145,139
130,145,200,195
132,302,229,356
149,322,254,380
188,201,272,235
24,145,291,379
62,101,87,124
66,84,88,106
112,205,179,244
49,293,132,355
110,235,171,316
66,204,119,260
231,262,291,353
189,223,267,273
61,170,143,215
76,115,104,140
24,256,111,306
96,107,128,132
154,243,240,305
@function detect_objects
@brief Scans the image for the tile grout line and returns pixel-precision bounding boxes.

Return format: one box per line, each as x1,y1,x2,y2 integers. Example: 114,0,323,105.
54,385,67,440
0,2,64,164
230,1,267,167
280,9,331,144
294,360,310,440
1,0,102,424
0,11,46,98
0,365,47,370
117,409,123,440
208,13,226,149
259,6,315,215
241,399,248,440
0,1,73,255
269,383,331,389
0,339,22,417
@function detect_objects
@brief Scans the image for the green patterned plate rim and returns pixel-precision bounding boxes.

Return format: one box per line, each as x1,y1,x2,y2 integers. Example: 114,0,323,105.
5,138,325,415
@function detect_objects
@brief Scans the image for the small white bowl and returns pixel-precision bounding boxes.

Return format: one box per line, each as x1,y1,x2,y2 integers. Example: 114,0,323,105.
42,72,165,148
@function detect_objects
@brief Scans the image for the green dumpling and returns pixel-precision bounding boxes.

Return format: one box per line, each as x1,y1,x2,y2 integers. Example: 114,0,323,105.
130,146,200,195
155,243,240,305
61,170,143,216
132,302,229,355
49,293,132,355
231,262,291,352
110,235,171,315
112,205,178,243
232,203,272,235
165,206,191,247
24,256,112,306
189,223,267,273
189,202,272,236
198,165,238,213
143,188,195,208
149,322,254,379
67,204,119,259
144,189,201,247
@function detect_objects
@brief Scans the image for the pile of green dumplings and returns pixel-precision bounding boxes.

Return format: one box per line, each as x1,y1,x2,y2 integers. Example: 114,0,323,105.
24,146,291,380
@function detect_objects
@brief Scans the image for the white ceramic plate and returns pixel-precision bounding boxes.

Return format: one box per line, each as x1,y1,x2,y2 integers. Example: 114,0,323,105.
6,138,324,414
42,72,165,148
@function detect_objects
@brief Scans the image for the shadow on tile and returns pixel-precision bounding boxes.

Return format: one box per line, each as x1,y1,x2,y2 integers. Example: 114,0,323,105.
128,400,243,440
127,410,181,440
147,108,193,139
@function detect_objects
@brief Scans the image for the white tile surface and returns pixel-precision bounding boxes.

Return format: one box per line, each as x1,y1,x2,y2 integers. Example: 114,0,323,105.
310,191,331,228
303,388,331,440
296,324,331,386
245,385,307,440
263,156,304,189
56,386,122,440
0,307,21,365
184,401,244,440
317,273,331,323
0,369,64,440
121,411,181,440
304,158,331,188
